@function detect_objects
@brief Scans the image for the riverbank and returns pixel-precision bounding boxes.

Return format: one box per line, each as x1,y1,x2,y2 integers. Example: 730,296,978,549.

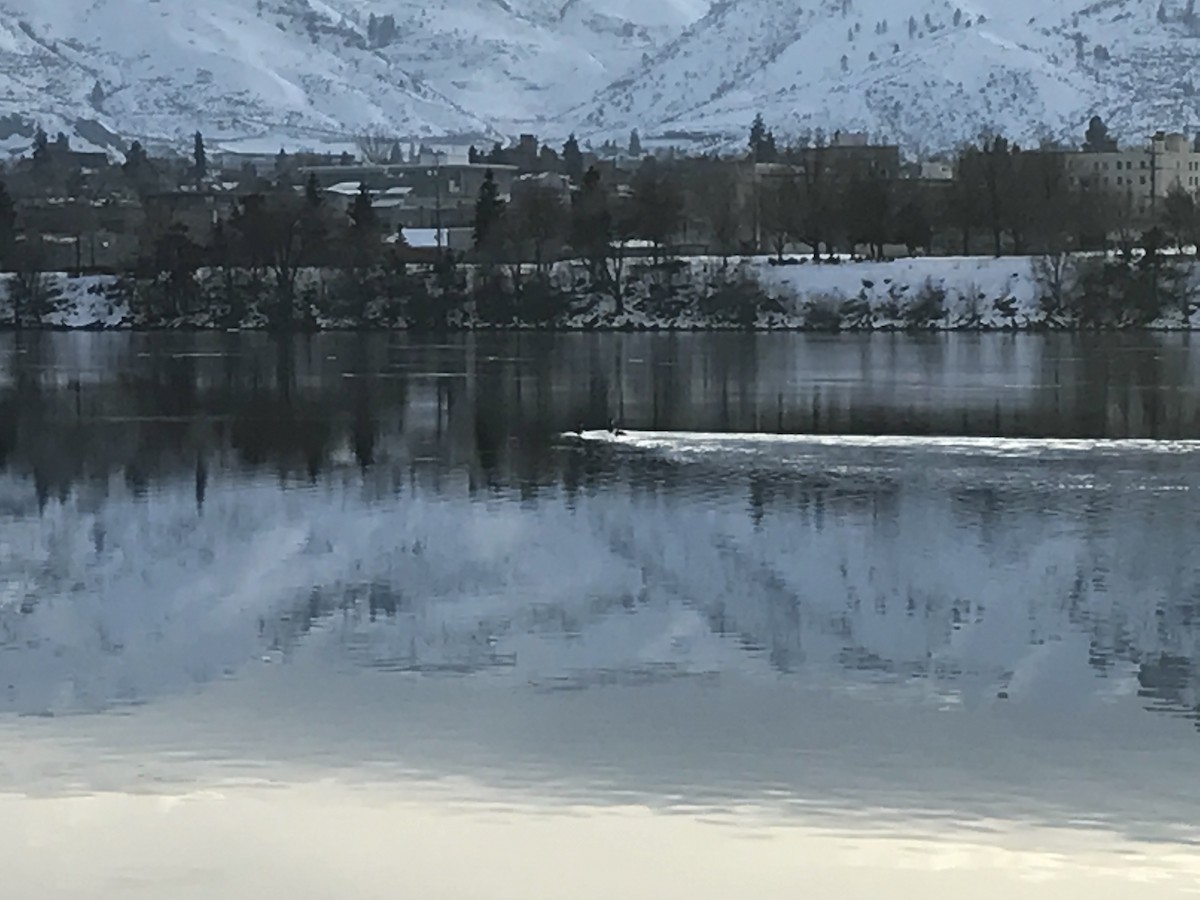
6,254,1199,331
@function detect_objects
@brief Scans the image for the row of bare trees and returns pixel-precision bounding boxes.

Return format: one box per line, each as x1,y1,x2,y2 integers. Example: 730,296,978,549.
470,138,1200,270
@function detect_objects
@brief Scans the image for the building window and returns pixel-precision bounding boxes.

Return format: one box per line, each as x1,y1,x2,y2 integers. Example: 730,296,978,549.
1141,176,1147,185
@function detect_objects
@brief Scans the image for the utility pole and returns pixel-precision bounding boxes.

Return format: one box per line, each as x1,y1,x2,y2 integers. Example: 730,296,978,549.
434,150,444,253
1150,132,1160,218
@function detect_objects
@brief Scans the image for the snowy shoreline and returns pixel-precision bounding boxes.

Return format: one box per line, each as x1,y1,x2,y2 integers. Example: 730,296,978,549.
7,255,1200,332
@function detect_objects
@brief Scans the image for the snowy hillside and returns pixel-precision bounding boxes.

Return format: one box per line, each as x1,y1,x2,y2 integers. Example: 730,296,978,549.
0,0,1199,154
0,0,704,153
580,0,1200,151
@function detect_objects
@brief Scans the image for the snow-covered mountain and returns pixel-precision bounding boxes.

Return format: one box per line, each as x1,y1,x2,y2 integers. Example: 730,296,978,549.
0,0,704,154
579,0,1200,152
1,0,1199,156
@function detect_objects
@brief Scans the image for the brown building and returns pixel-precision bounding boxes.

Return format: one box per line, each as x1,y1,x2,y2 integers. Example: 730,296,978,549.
789,134,901,182
141,191,245,241
299,162,516,196
306,163,519,230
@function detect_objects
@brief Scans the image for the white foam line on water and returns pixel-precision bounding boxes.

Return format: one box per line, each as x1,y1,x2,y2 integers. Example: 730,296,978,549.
568,431,1200,456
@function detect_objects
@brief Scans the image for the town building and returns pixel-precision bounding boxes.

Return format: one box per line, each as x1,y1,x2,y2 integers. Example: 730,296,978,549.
511,172,572,202
302,162,518,230
790,133,901,182
142,191,243,241
1066,132,1200,216
916,160,954,181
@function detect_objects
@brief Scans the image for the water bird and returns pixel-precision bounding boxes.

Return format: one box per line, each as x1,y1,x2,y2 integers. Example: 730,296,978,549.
607,417,625,437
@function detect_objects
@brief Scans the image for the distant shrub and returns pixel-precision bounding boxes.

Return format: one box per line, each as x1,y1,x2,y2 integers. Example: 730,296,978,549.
699,265,772,327
803,294,844,330
903,278,946,329
517,278,571,326
953,281,985,328
1070,247,1193,328
1031,253,1079,326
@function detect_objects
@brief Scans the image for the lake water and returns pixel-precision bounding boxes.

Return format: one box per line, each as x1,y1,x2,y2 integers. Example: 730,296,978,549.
2,332,1200,899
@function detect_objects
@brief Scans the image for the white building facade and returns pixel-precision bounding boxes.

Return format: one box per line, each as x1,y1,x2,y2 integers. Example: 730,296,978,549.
1066,132,1200,216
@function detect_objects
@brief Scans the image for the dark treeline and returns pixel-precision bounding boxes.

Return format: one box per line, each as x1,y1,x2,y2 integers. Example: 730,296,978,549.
2,116,1200,329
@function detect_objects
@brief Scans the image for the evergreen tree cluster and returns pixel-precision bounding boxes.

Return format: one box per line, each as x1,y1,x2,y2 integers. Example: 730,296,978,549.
367,13,398,47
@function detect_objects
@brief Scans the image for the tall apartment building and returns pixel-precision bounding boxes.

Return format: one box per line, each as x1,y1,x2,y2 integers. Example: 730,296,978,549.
1066,132,1200,217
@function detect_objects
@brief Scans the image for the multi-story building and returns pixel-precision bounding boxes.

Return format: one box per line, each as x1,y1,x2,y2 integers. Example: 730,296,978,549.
299,162,516,196
1066,131,1200,216
298,162,518,229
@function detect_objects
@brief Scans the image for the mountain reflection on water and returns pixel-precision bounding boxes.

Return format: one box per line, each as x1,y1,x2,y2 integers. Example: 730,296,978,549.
2,332,1200,897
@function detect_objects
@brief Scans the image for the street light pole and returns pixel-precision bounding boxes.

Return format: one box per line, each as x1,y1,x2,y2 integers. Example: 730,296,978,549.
435,150,444,253
1150,133,1159,218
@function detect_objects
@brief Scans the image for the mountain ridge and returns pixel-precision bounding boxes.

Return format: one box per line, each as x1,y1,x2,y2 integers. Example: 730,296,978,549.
0,0,1198,156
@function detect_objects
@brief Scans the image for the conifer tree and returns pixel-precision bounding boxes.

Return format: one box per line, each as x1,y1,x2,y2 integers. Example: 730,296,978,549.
0,180,14,265
1083,115,1117,152
193,131,207,186
124,140,148,171
749,114,766,158
628,128,642,156
349,183,378,233
562,133,584,182
473,169,504,250
748,114,777,162
305,173,323,208
31,128,50,167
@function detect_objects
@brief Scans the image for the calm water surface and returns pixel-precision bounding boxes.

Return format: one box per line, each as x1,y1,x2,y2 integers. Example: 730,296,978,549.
2,332,1200,898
